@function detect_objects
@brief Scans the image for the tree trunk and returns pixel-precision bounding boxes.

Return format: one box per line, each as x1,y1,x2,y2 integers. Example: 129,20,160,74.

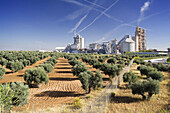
88,87,91,94
141,94,146,100
147,93,153,100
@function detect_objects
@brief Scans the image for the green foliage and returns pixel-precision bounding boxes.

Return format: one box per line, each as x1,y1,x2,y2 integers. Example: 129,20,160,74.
10,82,29,106
24,67,49,87
6,61,24,72
155,63,168,71
78,71,90,92
94,71,103,89
100,63,119,78
137,65,156,76
0,59,7,66
98,57,106,63
134,58,145,65
38,63,53,73
78,70,103,93
44,57,57,66
92,61,102,69
107,58,116,64
123,71,138,85
145,78,160,100
0,67,6,79
131,80,147,100
68,59,81,66
0,83,15,112
147,71,164,82
72,63,88,76
0,82,29,112
22,59,31,67
71,98,82,109
130,78,160,100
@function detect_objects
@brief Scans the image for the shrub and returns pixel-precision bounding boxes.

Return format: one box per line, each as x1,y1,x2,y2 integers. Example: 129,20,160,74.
0,67,6,79
72,63,88,76
137,65,156,76
78,71,90,93
0,82,29,112
130,80,147,100
92,61,102,69
71,98,82,109
10,82,29,106
100,63,119,78
123,71,138,85
38,64,53,73
22,59,31,67
155,63,168,71
68,59,81,66
6,61,24,72
147,71,164,82
130,78,160,100
107,58,116,64
0,59,7,66
93,71,103,89
24,67,49,87
145,78,160,100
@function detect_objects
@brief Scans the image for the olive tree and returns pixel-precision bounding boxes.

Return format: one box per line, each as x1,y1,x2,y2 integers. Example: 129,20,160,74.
137,65,156,76
72,63,88,76
38,64,53,73
123,71,138,85
93,71,103,89
6,61,24,72
100,63,119,79
0,82,29,112
10,82,29,106
107,58,116,64
78,70,102,93
145,78,160,100
24,67,49,87
147,70,164,82
131,78,160,100
0,67,6,79
0,59,7,66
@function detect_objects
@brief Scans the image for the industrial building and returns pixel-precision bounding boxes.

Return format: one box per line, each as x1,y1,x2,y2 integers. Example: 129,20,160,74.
65,34,84,53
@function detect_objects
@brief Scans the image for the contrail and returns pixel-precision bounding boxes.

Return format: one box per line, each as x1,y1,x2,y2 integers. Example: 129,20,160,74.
137,1,150,25
68,0,98,34
61,0,123,23
84,0,106,10
77,0,120,33
68,14,88,33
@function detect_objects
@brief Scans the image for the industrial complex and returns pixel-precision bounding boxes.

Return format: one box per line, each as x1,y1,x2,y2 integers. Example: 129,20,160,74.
55,26,148,54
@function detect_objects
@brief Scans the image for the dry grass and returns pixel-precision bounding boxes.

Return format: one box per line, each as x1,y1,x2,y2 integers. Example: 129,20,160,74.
106,63,170,113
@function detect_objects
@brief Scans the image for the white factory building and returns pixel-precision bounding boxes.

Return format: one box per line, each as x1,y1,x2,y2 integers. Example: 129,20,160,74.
65,34,84,53
119,35,135,53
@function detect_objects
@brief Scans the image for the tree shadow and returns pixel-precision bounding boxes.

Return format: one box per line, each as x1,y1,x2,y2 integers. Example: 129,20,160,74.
55,67,72,69
103,77,110,81
57,64,70,66
111,96,142,103
5,72,13,74
49,77,78,81
34,91,84,97
17,75,24,77
56,71,72,73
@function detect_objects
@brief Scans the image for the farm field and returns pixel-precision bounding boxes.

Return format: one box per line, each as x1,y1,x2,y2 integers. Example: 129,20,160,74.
106,63,170,113
1,57,110,112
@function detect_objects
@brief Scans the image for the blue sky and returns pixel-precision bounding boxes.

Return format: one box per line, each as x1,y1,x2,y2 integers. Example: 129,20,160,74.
0,0,170,51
